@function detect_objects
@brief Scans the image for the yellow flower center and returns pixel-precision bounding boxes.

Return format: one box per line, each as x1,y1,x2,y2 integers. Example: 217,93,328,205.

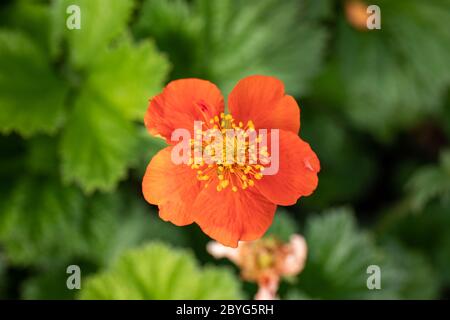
188,113,268,192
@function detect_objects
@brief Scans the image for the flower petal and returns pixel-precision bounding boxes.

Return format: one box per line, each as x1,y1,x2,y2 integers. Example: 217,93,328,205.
228,75,300,134
145,78,225,142
255,274,280,300
256,130,320,206
279,234,308,276
142,146,201,225
192,177,277,247
207,241,242,264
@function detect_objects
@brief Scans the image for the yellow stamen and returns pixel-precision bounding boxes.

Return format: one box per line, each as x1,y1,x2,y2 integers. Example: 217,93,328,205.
220,180,229,189
190,113,267,192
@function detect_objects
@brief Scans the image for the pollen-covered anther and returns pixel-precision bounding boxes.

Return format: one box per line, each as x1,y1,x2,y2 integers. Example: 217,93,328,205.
191,113,268,192
220,180,229,189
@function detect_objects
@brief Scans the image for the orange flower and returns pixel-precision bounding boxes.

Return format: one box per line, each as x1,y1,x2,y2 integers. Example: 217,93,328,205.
142,75,320,247
345,0,370,31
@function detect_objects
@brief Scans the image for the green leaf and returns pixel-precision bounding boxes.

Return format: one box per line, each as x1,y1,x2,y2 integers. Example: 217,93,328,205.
52,0,135,68
298,208,403,299
378,202,450,286
87,37,170,120
380,242,439,299
0,30,67,137
297,208,440,299
0,177,85,267
59,32,169,193
301,0,334,20
81,193,188,267
298,208,383,299
0,173,186,268
21,262,77,300
266,209,298,242
60,88,138,193
196,267,244,299
134,0,202,79
79,243,243,299
405,149,450,212
337,0,450,139
0,0,52,54
198,0,327,95
25,136,60,175
136,0,327,95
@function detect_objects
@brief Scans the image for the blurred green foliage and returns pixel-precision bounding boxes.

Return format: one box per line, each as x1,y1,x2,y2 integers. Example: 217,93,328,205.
134,0,327,95
337,0,450,140
80,243,243,299
0,0,449,300
404,150,450,212
294,209,438,299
